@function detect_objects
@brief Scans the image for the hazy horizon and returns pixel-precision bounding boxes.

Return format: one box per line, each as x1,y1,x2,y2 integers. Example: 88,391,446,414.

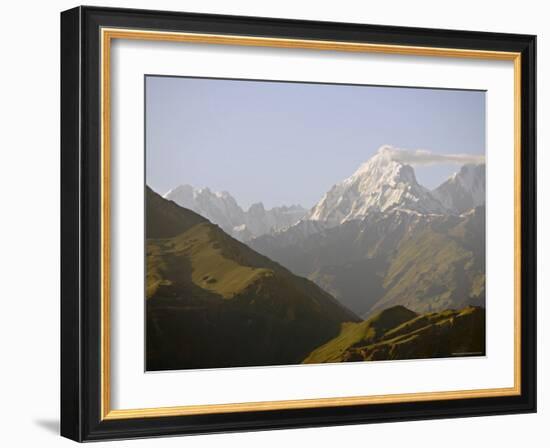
146,76,485,209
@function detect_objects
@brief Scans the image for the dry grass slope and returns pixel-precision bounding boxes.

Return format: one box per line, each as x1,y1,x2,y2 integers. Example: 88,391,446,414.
304,305,485,364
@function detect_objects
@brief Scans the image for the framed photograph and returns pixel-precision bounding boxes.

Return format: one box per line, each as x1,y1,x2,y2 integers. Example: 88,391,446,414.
60,6,536,442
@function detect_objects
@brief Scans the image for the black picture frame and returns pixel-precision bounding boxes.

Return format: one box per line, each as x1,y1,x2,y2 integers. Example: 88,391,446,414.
61,5,536,442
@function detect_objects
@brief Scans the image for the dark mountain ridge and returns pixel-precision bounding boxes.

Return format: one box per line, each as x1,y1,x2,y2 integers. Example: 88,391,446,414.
304,305,486,364
146,187,359,371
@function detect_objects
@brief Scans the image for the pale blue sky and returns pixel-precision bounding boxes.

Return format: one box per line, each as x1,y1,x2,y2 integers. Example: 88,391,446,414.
146,76,485,209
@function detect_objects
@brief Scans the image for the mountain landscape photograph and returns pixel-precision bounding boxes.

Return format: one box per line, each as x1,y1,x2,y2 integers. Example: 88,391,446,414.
145,75,487,371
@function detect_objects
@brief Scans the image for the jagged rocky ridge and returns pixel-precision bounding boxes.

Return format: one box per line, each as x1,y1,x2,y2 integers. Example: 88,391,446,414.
164,184,306,241
307,145,484,225
308,145,447,225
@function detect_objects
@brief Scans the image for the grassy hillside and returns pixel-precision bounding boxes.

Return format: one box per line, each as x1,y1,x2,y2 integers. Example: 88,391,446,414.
145,187,360,371
371,207,485,315
304,305,485,364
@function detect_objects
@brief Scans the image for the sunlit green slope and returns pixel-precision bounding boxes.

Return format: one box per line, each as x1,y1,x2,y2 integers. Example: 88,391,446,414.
304,305,485,363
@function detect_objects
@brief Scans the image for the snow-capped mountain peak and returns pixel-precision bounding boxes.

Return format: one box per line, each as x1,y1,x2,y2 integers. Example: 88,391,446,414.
432,163,485,214
346,146,417,188
308,145,446,225
163,185,306,241
350,145,413,178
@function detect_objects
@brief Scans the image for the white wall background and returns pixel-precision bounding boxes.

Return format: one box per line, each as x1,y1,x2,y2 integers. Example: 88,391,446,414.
0,0,546,446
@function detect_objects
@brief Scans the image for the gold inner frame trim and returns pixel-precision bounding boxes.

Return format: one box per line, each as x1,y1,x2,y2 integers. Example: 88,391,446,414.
100,27,522,420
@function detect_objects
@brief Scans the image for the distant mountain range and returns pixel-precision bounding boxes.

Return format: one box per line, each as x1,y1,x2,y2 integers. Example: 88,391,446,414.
159,147,486,318
163,145,485,243
249,146,486,317
147,145,486,369
307,145,484,224
164,185,306,241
